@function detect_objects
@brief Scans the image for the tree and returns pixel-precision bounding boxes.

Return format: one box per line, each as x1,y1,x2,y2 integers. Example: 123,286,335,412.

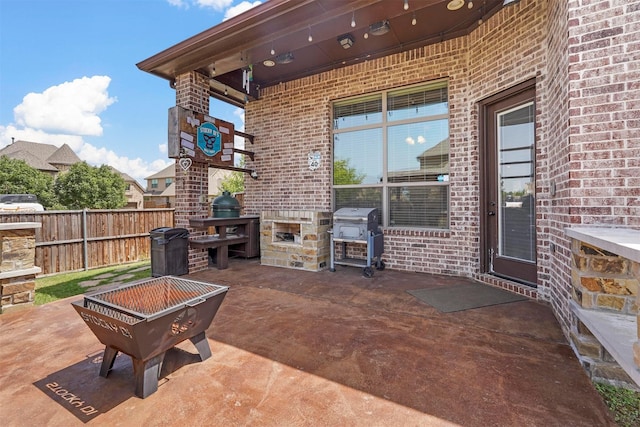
219,169,245,194
218,157,246,195
0,156,58,208
333,159,365,185
54,162,127,209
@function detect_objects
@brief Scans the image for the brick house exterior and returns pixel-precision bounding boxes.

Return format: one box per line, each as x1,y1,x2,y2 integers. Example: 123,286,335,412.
139,1,640,387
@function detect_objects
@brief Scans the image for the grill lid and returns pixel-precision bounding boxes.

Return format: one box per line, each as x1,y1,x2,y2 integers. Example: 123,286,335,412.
333,207,379,223
84,276,228,321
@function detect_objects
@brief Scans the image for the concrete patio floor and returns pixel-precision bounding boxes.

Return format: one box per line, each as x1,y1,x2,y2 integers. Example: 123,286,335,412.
0,259,615,426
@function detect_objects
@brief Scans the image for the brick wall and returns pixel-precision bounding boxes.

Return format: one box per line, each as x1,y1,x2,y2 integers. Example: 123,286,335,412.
245,1,547,282
567,1,640,227
544,0,573,333
174,71,211,273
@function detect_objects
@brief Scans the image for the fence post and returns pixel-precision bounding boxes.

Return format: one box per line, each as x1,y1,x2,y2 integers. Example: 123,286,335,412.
83,208,89,271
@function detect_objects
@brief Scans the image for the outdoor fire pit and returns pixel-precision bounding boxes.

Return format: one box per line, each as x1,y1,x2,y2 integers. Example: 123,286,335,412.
72,276,228,398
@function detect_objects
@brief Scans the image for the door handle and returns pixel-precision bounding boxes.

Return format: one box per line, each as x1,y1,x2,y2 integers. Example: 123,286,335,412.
488,211,496,216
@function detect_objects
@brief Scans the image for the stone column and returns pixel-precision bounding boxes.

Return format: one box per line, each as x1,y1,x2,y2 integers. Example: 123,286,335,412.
174,71,211,273
0,222,41,313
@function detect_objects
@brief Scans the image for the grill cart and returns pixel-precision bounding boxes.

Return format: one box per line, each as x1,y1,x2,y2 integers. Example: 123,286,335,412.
329,207,384,278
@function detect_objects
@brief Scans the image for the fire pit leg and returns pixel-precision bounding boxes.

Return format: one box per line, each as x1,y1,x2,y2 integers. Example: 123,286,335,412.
132,353,166,398
189,331,212,360
99,346,119,377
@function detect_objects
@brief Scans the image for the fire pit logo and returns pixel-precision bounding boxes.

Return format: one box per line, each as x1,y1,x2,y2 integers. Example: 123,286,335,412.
79,311,133,339
197,122,221,157
170,308,197,335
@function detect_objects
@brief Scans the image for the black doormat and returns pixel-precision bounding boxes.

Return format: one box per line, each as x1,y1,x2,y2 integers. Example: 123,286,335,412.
407,283,528,313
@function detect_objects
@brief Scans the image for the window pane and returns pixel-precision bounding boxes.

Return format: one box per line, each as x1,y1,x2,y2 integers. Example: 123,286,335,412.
388,120,449,183
334,94,382,129
388,82,448,121
389,186,448,228
334,187,383,224
334,129,383,185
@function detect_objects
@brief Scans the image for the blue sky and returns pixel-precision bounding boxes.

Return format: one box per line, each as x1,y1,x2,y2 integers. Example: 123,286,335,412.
0,0,261,184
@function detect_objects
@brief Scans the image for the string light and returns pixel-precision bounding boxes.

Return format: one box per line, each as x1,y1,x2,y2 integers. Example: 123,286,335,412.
404,0,409,10
270,42,275,56
351,11,356,28
308,26,313,42
412,12,416,26
468,1,474,8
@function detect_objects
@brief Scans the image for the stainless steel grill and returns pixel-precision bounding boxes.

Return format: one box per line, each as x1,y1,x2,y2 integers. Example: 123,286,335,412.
332,207,379,240
73,276,228,398
329,207,384,277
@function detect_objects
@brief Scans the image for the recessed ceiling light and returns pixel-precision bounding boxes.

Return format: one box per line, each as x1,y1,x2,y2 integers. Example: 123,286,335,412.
263,59,276,67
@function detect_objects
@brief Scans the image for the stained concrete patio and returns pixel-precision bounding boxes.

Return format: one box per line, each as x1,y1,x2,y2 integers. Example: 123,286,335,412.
0,259,615,426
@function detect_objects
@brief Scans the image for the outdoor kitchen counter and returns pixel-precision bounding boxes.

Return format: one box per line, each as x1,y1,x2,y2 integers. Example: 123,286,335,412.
189,216,260,269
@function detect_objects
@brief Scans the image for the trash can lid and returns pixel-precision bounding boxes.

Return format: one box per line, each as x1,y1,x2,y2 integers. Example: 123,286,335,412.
150,227,189,236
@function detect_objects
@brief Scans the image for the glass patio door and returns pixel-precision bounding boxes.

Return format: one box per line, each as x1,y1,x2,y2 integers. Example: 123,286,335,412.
483,86,537,285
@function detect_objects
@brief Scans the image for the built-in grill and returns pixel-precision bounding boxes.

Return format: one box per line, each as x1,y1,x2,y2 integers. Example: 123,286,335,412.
329,207,384,277
72,276,228,398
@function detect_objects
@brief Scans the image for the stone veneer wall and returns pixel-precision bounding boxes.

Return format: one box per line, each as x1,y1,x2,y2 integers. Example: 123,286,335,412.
0,222,41,313
572,241,638,314
570,238,639,386
260,210,331,272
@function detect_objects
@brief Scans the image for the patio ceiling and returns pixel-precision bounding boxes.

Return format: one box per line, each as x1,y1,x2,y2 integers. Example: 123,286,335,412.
137,0,506,107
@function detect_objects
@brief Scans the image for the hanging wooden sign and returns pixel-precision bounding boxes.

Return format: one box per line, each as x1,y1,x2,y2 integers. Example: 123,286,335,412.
168,106,235,167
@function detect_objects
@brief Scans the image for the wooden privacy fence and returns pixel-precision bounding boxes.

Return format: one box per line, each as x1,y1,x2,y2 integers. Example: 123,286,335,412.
0,209,174,275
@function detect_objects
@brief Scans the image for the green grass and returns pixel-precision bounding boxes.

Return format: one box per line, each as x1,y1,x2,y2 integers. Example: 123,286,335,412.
594,382,640,427
35,260,151,305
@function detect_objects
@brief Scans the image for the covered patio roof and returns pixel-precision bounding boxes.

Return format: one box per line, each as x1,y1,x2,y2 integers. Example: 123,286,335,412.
137,0,506,107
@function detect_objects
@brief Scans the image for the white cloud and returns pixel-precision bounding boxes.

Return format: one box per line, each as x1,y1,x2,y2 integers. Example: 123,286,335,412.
0,125,84,150
405,136,415,145
417,135,426,144
1,76,171,185
14,76,116,136
79,143,172,183
233,107,245,131
223,1,261,20
195,0,233,10
167,0,187,7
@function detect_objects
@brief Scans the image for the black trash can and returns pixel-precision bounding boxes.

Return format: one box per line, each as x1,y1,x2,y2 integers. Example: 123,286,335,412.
150,227,189,277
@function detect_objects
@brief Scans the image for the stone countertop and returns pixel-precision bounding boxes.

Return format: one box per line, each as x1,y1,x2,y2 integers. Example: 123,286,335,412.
0,222,41,230
566,227,640,263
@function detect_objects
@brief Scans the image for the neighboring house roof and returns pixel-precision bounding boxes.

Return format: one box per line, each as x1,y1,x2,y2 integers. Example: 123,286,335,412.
160,182,175,197
145,164,175,180
46,143,81,165
0,140,80,172
417,138,450,160
4,149,59,172
107,166,146,193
